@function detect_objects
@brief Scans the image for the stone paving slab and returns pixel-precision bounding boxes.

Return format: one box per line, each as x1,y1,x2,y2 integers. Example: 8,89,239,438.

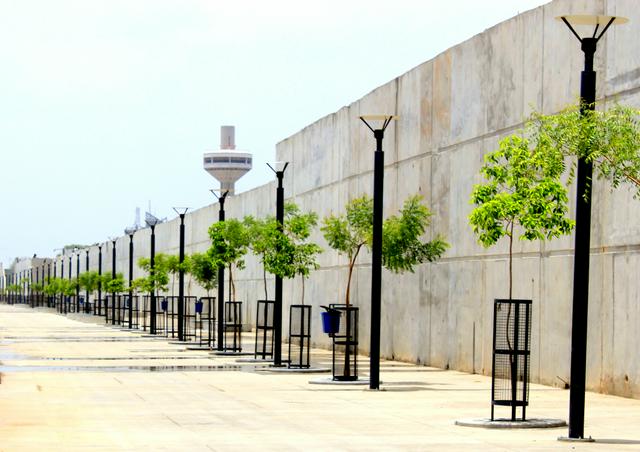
1,304,639,451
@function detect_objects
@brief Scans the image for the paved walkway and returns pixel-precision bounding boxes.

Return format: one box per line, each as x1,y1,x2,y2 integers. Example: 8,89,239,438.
0,304,638,451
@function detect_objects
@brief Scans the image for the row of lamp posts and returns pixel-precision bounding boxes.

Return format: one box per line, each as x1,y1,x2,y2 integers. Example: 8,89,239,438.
6,12,626,440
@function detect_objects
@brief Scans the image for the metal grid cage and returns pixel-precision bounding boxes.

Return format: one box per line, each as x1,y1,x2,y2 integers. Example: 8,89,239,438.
491,298,532,421
288,304,311,369
254,300,275,360
330,304,359,381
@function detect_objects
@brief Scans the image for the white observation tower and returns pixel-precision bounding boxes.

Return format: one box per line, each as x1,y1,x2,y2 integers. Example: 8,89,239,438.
203,126,252,195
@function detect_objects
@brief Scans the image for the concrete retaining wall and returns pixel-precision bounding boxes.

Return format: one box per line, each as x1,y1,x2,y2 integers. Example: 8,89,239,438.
13,0,640,398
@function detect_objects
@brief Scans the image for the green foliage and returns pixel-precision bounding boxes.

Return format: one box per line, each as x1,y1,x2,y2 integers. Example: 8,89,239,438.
130,277,151,294
530,103,640,197
162,254,191,296
189,252,218,296
31,283,44,293
163,254,192,276
207,219,250,300
137,255,170,294
323,195,447,305
469,129,574,298
322,196,373,263
469,135,574,246
7,283,22,293
43,278,75,296
102,273,125,293
78,271,101,294
382,195,449,273
60,278,76,297
43,281,57,296
244,215,277,298
129,277,153,294
261,203,322,304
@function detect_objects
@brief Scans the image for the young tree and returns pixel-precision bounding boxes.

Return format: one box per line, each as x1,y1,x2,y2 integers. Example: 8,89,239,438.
130,277,151,295
189,252,218,297
322,195,447,306
164,254,180,297
322,194,446,379
137,256,170,295
321,196,372,306
79,271,101,301
244,215,277,300
162,254,192,297
43,279,59,298
102,273,126,294
207,219,250,301
469,134,575,299
382,195,449,273
264,203,322,305
530,103,640,197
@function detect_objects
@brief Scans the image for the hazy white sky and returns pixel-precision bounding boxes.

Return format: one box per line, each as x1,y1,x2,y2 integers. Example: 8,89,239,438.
1,0,551,266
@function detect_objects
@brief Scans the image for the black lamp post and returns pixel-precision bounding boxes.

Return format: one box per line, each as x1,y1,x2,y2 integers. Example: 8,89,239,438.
67,254,72,314
40,263,44,307
125,228,136,329
557,14,628,441
267,162,289,367
58,256,63,312
173,208,189,342
111,238,117,325
29,268,33,308
97,244,103,316
211,189,229,351
84,250,90,313
75,249,80,312
360,115,397,390
147,219,159,334
47,262,51,306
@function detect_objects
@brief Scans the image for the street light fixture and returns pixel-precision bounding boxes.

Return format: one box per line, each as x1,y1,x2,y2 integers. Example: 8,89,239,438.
124,227,137,329
67,252,72,314
211,189,230,351
146,215,160,334
97,243,103,316
556,13,628,442
75,248,80,312
267,162,289,367
360,114,398,390
109,238,117,325
85,249,90,313
172,207,190,341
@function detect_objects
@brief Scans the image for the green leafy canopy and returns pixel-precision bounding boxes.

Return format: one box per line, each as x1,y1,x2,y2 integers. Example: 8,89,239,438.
469,134,574,248
189,252,218,296
322,194,447,305
530,103,640,197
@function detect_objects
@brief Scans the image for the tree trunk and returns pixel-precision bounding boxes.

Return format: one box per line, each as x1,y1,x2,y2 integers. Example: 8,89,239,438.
345,245,362,307
229,265,235,301
509,222,514,300
263,266,268,300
